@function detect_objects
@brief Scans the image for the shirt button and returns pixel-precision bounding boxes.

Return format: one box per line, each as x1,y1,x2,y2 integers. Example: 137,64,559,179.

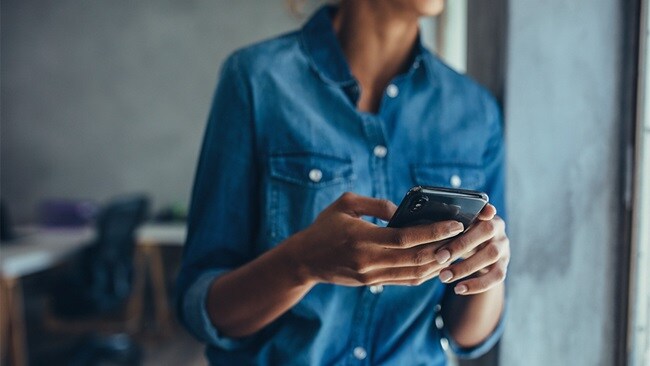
373,145,387,158
440,337,450,351
435,315,444,329
308,169,323,183
369,285,383,294
353,346,367,360
386,84,399,98
450,174,462,188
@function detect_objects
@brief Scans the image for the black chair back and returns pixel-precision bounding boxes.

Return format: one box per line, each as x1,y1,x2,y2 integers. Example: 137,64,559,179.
87,194,149,313
0,200,16,241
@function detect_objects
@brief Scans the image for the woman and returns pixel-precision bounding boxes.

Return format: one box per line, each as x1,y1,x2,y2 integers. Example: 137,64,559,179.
177,0,510,364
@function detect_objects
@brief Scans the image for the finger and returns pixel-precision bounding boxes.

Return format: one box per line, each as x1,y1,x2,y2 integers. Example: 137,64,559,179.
452,258,508,295
360,241,449,272
366,220,464,249
434,219,502,265
477,204,496,221
359,262,443,286
337,192,397,221
438,239,504,284
375,269,443,286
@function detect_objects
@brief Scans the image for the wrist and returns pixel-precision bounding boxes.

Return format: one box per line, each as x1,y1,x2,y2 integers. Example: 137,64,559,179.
277,230,318,288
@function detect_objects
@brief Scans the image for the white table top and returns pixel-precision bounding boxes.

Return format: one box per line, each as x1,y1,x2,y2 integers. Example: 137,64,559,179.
136,223,187,246
0,223,187,279
0,227,94,278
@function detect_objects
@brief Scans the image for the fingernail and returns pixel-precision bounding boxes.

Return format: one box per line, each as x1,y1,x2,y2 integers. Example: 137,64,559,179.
450,221,464,233
454,284,468,294
439,270,453,283
435,250,451,264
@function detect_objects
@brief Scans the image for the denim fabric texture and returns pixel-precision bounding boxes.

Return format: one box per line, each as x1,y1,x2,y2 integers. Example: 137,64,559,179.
177,5,507,366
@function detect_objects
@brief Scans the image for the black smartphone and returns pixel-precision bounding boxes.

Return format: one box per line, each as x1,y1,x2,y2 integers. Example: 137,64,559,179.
387,186,489,229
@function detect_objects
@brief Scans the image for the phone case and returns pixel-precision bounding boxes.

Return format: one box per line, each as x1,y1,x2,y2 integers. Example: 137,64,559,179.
387,186,489,229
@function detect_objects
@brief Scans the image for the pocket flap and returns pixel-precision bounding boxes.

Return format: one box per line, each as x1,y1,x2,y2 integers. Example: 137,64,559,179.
269,153,355,188
411,165,485,190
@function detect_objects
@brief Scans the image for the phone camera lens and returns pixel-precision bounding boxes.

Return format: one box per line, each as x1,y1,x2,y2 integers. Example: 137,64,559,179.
409,195,429,212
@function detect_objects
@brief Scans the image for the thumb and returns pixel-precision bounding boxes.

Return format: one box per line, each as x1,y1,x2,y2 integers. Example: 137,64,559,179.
336,193,397,221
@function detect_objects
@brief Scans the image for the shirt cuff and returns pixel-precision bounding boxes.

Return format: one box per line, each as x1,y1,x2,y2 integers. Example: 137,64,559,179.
442,300,507,359
182,270,258,350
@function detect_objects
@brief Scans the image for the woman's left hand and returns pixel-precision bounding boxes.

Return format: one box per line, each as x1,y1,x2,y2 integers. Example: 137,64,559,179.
434,204,510,295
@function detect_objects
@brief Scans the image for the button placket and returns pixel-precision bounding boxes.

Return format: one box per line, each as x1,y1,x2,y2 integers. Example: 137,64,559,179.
386,84,399,98
373,145,387,158
353,346,367,360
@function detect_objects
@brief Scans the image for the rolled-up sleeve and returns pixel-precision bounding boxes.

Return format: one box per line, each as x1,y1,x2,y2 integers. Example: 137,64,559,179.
175,51,259,348
442,301,508,359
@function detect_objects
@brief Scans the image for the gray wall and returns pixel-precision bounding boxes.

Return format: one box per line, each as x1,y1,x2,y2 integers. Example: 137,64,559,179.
501,0,622,365
1,1,627,365
1,0,301,221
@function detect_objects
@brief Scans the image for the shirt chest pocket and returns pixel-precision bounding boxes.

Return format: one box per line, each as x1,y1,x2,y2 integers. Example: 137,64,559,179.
266,153,356,245
411,164,486,191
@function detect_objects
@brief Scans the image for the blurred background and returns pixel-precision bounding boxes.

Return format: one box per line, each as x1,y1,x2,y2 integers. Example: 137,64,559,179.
1,0,648,365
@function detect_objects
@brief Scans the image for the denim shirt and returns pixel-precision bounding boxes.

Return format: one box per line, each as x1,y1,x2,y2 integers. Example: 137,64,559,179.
177,6,506,366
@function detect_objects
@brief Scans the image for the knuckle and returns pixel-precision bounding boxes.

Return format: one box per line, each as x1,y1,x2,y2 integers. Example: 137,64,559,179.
475,277,489,290
350,256,367,273
408,278,420,286
502,238,511,255
456,235,471,253
493,267,506,282
414,265,431,279
391,231,408,247
482,220,496,236
451,264,467,277
431,223,445,238
379,199,393,212
355,272,370,285
494,215,505,227
485,243,501,260
339,192,355,207
413,248,430,265
346,247,364,269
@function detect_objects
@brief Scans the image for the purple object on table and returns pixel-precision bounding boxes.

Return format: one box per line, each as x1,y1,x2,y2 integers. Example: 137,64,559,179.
39,199,98,228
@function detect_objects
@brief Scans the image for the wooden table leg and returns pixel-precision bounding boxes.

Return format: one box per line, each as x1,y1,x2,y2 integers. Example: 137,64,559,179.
141,244,172,336
2,276,28,366
125,249,147,334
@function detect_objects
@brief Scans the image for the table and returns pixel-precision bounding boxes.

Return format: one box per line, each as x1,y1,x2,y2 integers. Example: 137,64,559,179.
0,223,187,366
0,227,94,366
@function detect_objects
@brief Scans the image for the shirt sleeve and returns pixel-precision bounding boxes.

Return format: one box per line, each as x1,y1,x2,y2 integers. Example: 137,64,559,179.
175,51,260,349
440,95,508,359
442,300,508,359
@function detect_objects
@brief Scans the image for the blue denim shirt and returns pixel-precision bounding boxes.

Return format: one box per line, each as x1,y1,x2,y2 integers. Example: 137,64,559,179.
177,6,506,366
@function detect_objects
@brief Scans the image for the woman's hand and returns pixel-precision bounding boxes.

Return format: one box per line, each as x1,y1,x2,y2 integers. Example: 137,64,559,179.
287,192,464,287
434,204,510,295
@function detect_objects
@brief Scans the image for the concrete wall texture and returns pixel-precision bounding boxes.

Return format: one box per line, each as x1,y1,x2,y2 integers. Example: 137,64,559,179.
1,0,301,221
502,0,622,365
1,1,625,365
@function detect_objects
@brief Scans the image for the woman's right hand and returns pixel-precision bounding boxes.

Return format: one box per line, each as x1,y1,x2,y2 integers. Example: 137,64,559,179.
286,192,465,287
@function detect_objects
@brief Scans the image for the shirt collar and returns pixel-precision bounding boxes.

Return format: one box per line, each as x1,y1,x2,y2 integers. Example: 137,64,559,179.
299,5,431,88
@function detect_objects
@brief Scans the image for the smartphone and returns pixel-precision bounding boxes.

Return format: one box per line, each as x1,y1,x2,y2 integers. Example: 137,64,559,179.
387,186,489,230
